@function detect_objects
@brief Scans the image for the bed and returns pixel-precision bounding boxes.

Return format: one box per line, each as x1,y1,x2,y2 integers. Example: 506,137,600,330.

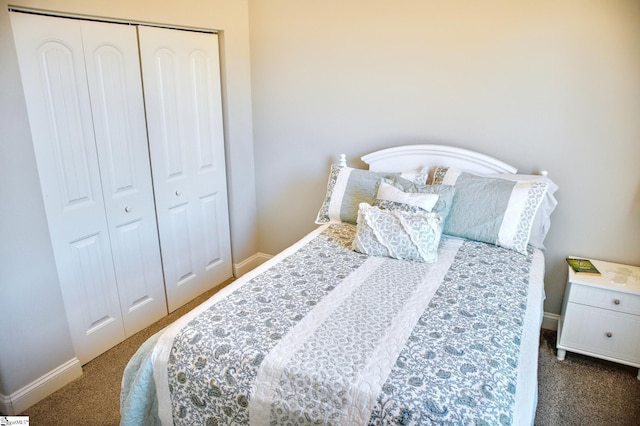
120,144,558,426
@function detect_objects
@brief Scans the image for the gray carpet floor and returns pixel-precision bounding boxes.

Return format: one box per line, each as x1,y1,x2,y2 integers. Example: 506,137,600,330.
535,329,640,425
18,291,640,425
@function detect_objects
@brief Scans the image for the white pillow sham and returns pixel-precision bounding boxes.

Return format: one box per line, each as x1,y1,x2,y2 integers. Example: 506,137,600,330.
375,181,440,212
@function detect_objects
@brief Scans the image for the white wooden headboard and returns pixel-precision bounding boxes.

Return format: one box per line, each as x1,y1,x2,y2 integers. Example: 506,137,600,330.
358,144,518,175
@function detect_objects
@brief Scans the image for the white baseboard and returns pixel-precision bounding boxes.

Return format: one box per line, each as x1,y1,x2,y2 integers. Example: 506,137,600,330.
0,393,10,416
233,252,272,278
542,312,559,331
0,358,82,415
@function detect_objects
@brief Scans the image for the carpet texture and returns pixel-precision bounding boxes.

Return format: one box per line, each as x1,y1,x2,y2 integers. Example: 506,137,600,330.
19,292,640,425
535,328,640,425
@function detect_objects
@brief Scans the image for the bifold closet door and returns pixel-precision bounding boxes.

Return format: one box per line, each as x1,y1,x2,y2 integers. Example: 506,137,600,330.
11,13,167,364
80,21,167,335
138,26,233,312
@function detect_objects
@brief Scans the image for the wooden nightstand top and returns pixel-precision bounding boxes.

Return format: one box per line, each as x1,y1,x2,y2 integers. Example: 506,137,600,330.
567,257,640,295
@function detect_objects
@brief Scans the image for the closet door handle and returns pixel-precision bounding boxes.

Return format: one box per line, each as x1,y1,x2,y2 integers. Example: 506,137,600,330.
124,206,131,213
606,332,613,338
175,190,182,196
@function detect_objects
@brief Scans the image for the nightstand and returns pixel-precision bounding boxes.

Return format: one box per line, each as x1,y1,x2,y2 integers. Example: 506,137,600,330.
557,258,640,379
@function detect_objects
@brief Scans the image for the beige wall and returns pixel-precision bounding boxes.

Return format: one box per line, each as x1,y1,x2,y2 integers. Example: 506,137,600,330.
249,1,640,316
0,0,255,397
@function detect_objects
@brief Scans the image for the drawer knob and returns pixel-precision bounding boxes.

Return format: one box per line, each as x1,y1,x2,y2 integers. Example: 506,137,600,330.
606,332,613,338
124,206,131,213
613,299,621,305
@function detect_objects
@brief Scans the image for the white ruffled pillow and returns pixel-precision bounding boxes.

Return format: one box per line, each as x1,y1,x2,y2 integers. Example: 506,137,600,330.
374,181,440,213
352,203,442,263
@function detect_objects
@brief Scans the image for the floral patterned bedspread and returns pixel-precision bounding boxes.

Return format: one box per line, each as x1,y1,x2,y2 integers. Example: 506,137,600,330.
121,224,543,426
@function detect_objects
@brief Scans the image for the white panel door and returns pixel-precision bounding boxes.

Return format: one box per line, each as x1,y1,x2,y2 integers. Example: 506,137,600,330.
81,21,167,335
138,26,232,312
10,13,125,363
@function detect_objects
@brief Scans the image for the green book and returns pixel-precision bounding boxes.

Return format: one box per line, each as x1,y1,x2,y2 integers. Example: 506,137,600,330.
566,258,601,276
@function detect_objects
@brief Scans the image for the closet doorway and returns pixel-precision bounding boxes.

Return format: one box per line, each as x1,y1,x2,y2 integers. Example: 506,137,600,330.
11,11,232,364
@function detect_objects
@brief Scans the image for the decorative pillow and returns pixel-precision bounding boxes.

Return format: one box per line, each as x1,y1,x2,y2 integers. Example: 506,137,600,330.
352,203,442,263
433,167,558,250
431,167,549,254
373,181,440,213
315,165,427,224
379,176,456,222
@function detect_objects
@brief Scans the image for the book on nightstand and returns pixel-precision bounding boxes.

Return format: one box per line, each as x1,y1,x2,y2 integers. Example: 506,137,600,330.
566,258,601,276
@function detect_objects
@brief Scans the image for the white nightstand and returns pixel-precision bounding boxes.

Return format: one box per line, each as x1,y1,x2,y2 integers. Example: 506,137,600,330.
557,258,640,379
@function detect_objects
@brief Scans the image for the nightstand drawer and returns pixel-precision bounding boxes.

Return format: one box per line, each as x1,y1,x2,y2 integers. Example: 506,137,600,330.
570,284,640,315
560,303,640,364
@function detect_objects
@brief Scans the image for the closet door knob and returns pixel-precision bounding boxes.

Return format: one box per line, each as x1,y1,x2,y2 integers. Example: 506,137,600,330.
124,206,131,213
613,299,621,305
175,190,182,196
606,332,613,338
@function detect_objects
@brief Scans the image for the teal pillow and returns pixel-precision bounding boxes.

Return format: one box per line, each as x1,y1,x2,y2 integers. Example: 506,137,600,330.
382,176,456,222
432,167,548,254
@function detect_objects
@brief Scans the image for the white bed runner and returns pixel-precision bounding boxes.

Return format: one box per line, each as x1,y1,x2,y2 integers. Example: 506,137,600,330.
250,239,461,425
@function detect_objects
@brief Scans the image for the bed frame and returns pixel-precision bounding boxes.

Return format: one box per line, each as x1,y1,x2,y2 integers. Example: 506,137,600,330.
360,144,518,174
338,144,518,175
